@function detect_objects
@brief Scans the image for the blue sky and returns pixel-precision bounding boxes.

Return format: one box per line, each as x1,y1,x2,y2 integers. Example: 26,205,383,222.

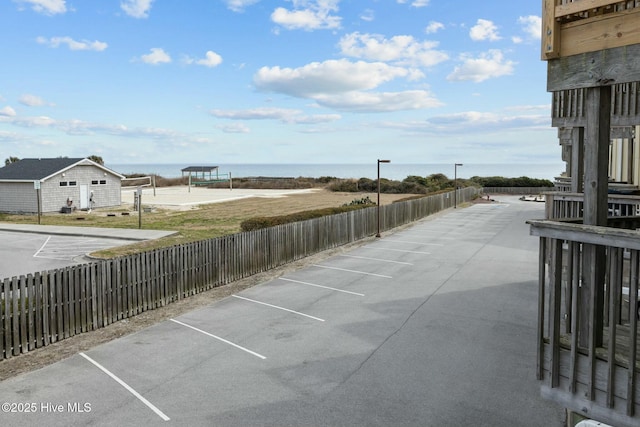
0,0,558,166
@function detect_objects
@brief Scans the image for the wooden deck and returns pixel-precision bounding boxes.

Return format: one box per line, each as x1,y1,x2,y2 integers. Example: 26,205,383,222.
538,1,640,425
555,325,640,371
530,218,640,425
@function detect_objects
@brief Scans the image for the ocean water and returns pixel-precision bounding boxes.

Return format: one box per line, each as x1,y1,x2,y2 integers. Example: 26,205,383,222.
107,163,565,182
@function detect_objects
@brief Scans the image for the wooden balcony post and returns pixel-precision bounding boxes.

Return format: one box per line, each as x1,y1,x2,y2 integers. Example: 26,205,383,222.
579,86,611,350
571,127,584,193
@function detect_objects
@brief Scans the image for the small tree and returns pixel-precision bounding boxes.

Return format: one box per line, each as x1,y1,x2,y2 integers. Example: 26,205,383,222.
4,156,19,166
87,155,104,165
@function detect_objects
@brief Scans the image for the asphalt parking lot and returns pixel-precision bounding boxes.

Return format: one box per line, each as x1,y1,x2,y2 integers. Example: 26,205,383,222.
0,231,130,279
0,196,565,426
0,226,175,280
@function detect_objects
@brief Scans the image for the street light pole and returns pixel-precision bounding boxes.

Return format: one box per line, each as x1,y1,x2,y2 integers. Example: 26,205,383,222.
454,163,463,208
377,159,391,237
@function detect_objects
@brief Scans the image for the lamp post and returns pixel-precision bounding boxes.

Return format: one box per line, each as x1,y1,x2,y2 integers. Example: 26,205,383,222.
454,163,463,208
377,159,391,237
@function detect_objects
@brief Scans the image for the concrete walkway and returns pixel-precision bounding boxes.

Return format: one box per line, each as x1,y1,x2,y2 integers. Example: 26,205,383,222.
0,223,176,241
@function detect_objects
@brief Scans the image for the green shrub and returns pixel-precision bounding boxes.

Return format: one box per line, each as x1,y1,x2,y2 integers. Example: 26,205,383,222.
240,204,371,231
469,176,554,187
343,196,375,206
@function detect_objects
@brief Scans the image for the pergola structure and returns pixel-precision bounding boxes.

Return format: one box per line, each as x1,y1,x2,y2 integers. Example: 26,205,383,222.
181,166,220,181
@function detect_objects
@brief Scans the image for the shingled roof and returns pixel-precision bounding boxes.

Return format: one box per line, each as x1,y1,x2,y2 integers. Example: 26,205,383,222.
0,158,122,181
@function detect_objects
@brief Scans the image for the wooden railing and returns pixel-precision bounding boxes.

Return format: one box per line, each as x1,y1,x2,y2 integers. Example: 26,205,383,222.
543,0,640,59
529,218,640,427
552,84,640,126
545,192,640,219
480,187,553,195
554,177,572,192
0,187,479,360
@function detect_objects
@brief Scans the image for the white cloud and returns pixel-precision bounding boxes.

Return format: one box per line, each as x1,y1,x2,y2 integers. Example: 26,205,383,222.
224,0,261,13
313,90,441,112
373,108,550,137
10,115,57,128
425,21,444,34
360,9,374,22
19,94,54,107
518,15,541,40
470,19,501,42
0,112,217,155
212,107,300,121
253,59,438,112
271,0,341,31
254,59,412,97
14,0,66,15
211,107,341,124
396,0,429,7
424,110,550,133
0,106,17,117
339,32,448,68
447,49,514,82
139,48,171,65
36,36,108,51
196,51,223,68
121,0,154,18
410,0,429,7
216,123,251,133
288,114,341,124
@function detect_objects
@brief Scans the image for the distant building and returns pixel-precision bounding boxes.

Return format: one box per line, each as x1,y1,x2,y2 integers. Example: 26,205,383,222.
0,157,124,213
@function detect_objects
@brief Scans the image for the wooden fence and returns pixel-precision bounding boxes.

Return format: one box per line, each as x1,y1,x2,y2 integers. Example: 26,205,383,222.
0,188,478,360
482,187,554,195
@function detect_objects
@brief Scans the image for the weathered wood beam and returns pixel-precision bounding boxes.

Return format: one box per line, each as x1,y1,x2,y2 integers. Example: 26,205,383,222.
555,0,622,19
582,86,610,350
561,8,640,58
554,116,640,127
571,127,585,193
528,219,640,251
583,86,611,225
548,44,640,91
542,0,561,59
610,126,635,139
542,385,640,427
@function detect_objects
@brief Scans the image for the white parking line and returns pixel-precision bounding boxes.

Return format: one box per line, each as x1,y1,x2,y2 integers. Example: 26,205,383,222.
79,352,170,422
394,235,456,241
232,295,325,322
381,239,444,246
338,254,413,265
311,264,392,278
279,277,365,296
360,247,431,255
170,319,266,360
33,236,51,258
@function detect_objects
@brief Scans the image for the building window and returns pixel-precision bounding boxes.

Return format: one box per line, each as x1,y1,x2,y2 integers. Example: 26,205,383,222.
59,182,68,187
91,180,99,185
100,179,106,185
92,179,107,185
68,181,77,186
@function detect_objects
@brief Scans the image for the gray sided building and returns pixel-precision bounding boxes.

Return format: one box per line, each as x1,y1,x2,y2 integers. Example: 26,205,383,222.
0,158,124,214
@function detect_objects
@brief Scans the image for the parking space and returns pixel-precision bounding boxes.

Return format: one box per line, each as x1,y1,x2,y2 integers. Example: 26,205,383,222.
0,231,137,279
0,225,175,280
0,197,564,426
